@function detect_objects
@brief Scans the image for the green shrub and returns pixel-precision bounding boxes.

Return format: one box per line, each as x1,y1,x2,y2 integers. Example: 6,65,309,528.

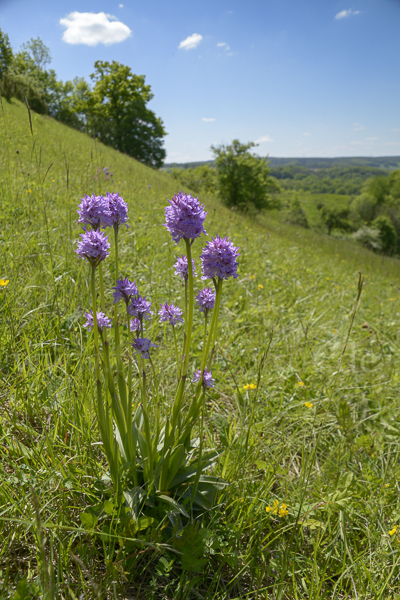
284,197,309,228
372,215,397,254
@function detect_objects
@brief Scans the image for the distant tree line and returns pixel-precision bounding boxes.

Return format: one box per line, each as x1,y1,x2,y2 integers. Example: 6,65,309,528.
0,28,166,168
269,165,388,195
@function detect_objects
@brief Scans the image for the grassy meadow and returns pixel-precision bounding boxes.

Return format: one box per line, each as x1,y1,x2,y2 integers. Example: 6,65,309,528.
1,98,400,599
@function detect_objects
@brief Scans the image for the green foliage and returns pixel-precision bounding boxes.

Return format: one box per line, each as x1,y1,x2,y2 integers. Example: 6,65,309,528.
20,37,51,71
170,164,217,195
211,139,280,211
0,27,13,77
283,196,309,228
350,192,378,226
352,225,382,251
87,61,166,168
372,215,397,254
271,164,388,195
319,204,350,235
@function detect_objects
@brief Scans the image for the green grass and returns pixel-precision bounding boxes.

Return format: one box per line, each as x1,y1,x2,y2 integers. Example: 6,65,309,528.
1,98,400,599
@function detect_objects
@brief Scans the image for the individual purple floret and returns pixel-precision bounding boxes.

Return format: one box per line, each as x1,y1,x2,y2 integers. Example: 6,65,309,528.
113,278,139,305
129,318,141,333
193,368,215,388
77,194,113,229
164,192,207,243
132,337,157,360
83,310,112,333
106,192,128,229
174,255,197,280
201,236,240,281
127,295,153,322
76,228,110,267
195,288,216,313
158,302,184,326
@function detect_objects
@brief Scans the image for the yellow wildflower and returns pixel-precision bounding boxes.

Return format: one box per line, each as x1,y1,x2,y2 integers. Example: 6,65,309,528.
243,383,257,391
389,526,397,536
304,402,313,408
258,284,264,290
27,189,32,193
279,504,289,517
265,506,272,513
298,381,305,387
249,275,255,280
0,279,9,287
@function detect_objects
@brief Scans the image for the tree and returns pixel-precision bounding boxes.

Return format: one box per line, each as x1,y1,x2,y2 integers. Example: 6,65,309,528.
0,28,13,77
21,37,51,71
211,140,280,211
86,61,166,168
372,215,397,254
319,205,350,235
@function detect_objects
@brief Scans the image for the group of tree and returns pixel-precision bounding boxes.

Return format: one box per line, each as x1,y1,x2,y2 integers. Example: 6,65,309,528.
349,169,400,254
270,164,389,196
0,29,166,167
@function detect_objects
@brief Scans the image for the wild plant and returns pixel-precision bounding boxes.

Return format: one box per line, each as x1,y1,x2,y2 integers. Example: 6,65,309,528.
75,190,239,529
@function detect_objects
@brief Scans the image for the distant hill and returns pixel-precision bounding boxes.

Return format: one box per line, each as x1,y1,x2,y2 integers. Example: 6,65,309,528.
163,156,400,171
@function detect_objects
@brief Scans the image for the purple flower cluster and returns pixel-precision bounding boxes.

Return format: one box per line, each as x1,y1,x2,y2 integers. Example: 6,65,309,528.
77,192,128,230
174,255,197,280
165,192,207,243
76,229,110,267
77,194,112,229
195,288,216,313
83,310,112,332
130,318,141,333
106,192,128,229
113,278,139,305
193,368,215,388
158,302,184,326
127,295,153,322
201,236,240,281
132,337,157,360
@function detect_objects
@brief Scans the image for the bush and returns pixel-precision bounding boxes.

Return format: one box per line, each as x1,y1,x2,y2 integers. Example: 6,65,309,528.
0,72,48,114
352,226,382,251
211,140,280,212
284,197,309,228
371,215,397,254
350,193,377,227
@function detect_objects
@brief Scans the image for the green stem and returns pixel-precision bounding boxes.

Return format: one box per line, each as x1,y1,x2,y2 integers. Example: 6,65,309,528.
98,263,106,312
91,265,119,492
172,325,180,379
149,355,160,435
127,312,132,416
203,311,208,354
201,278,223,372
185,278,223,428
183,239,194,376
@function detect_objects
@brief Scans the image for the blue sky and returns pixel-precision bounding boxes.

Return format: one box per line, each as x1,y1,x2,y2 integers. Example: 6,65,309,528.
1,0,400,162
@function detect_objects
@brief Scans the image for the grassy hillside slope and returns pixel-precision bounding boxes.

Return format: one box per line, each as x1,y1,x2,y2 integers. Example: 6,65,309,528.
1,99,400,598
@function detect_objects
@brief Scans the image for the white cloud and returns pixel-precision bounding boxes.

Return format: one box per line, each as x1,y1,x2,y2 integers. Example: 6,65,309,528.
335,9,360,20
254,135,274,143
392,128,400,132
303,132,311,136
60,12,131,46
202,118,215,122
178,33,203,50
119,4,124,7
352,122,365,131
217,42,226,47
365,137,378,141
